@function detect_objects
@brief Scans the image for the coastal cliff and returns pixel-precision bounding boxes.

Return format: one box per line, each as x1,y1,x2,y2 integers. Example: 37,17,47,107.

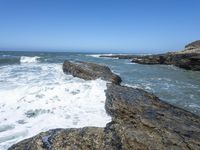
9,61,200,150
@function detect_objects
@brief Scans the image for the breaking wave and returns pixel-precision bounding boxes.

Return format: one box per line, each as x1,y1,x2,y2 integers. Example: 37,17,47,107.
20,56,40,63
0,55,40,65
0,63,111,149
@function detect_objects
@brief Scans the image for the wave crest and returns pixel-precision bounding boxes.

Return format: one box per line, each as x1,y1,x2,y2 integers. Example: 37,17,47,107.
20,56,40,63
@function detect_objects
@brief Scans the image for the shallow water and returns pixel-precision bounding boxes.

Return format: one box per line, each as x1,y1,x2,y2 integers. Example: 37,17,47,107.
0,51,200,149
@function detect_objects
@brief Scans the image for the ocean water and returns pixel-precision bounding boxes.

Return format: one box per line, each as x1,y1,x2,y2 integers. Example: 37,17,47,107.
0,51,200,149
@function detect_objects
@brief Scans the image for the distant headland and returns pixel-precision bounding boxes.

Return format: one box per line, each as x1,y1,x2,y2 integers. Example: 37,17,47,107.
100,40,200,71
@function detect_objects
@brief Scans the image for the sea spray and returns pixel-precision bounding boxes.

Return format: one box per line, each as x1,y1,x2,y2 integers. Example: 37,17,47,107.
0,63,111,149
20,56,40,63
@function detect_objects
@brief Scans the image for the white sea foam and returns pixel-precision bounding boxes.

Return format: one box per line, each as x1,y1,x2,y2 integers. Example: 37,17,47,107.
87,54,115,58
0,63,111,149
122,83,152,91
125,62,136,65
122,83,140,89
188,103,200,108
20,56,40,63
87,54,101,58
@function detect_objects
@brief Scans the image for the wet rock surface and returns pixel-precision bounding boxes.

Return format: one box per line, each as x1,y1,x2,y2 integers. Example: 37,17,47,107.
131,53,200,71
9,83,200,150
62,60,122,85
101,53,200,71
105,84,200,150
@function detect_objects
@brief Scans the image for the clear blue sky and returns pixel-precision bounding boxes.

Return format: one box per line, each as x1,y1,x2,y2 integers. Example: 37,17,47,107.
0,0,200,53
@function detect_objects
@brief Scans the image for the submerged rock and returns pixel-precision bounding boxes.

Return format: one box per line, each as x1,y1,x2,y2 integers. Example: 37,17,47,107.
9,83,200,150
63,60,122,84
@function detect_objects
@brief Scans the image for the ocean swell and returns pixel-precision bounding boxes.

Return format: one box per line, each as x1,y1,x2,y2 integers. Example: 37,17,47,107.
0,55,20,65
0,56,40,65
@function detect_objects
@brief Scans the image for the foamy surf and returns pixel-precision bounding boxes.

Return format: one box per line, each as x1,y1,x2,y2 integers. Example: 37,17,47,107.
0,63,111,149
1,51,200,149
87,54,119,60
86,54,101,58
20,56,40,63
87,53,115,58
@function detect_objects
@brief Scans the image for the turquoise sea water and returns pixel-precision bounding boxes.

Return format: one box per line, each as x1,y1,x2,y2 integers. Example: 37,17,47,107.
0,51,200,149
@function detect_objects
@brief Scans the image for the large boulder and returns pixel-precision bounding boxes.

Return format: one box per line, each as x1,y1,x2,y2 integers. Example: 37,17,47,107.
9,84,200,150
105,84,200,150
63,60,122,85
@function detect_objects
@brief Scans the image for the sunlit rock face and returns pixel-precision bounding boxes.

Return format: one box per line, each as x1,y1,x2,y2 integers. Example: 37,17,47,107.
9,62,200,150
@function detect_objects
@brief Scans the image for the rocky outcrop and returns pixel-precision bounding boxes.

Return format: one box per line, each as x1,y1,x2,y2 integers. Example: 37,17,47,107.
105,84,200,149
100,41,200,71
62,60,122,85
185,40,200,50
9,83,200,150
130,53,200,70
131,54,166,64
99,55,138,59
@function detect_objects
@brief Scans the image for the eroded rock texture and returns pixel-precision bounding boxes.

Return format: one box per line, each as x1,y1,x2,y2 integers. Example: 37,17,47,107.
131,53,200,71
63,60,122,85
100,40,200,71
9,84,200,150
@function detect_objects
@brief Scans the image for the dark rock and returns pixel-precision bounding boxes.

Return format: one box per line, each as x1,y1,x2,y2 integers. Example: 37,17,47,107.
130,53,200,71
99,55,138,59
100,53,200,71
105,84,200,149
185,40,200,50
62,60,122,84
100,41,200,71
131,54,166,64
9,84,200,150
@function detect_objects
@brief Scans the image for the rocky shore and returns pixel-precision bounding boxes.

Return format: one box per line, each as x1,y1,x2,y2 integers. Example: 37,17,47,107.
100,40,200,71
9,60,200,150
131,53,200,70
62,60,122,85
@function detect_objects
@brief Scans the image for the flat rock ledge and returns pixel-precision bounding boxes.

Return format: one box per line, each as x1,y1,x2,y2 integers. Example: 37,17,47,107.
100,40,200,71
9,61,200,150
100,53,200,71
62,60,122,85
131,53,200,71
